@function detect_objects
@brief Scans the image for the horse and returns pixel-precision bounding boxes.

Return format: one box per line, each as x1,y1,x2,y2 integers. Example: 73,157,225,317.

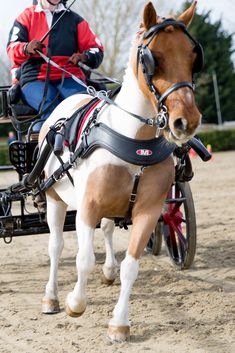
39,1,202,342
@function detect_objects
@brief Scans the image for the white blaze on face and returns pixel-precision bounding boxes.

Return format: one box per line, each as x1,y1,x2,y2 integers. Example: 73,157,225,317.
185,90,194,105
178,88,194,106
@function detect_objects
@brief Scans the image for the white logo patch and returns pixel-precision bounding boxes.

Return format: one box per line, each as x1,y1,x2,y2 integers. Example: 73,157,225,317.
136,149,153,156
89,48,99,55
10,26,20,42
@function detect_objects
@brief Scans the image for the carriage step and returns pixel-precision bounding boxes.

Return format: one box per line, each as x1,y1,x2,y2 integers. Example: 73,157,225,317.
165,197,186,204
9,141,38,174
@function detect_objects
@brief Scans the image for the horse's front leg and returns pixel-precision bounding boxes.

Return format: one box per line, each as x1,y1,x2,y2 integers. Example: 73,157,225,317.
108,160,174,342
42,193,67,314
65,216,95,317
108,251,139,342
108,213,162,342
101,218,118,285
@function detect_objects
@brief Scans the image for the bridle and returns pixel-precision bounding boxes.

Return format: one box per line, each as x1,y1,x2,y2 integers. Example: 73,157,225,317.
37,18,204,135
138,18,204,129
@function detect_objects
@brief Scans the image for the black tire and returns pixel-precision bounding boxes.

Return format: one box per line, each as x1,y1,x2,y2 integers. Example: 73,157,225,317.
162,181,196,270
146,222,163,255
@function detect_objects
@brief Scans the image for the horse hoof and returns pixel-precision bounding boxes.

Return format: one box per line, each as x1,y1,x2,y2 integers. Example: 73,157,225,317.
65,304,86,318
101,273,115,286
41,298,60,314
107,325,130,342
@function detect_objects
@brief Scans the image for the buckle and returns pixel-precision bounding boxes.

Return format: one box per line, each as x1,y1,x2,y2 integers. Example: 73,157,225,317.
129,193,136,203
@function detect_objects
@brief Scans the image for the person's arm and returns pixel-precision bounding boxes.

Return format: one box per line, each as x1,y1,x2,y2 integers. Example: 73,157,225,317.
7,8,44,66
7,17,30,65
70,19,104,69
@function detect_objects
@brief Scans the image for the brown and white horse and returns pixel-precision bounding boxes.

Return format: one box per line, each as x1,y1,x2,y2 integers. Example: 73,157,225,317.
39,1,201,342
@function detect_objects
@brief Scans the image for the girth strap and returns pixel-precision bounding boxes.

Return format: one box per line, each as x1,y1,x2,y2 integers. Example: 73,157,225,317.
118,171,142,230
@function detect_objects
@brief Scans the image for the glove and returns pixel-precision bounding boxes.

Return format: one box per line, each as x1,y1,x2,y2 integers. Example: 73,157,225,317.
24,40,45,55
68,52,88,66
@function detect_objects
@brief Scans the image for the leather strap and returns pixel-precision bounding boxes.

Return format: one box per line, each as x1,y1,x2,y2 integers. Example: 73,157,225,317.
79,122,176,166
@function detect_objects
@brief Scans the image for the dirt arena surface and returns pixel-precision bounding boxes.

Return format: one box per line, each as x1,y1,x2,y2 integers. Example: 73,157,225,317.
0,151,235,353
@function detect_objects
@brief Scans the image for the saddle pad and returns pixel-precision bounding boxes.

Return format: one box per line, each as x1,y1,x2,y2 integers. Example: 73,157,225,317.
64,97,100,152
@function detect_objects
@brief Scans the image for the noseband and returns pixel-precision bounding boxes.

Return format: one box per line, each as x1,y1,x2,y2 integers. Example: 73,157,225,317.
138,18,204,128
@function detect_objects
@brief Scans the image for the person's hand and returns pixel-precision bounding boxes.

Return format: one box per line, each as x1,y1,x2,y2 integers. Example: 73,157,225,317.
68,52,88,66
24,40,45,55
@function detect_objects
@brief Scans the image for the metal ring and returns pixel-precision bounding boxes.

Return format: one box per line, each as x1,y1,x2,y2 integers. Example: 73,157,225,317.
97,90,107,100
87,86,97,96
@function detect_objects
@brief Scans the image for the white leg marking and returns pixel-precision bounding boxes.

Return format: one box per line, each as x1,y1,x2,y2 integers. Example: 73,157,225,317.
109,254,139,326
101,218,118,281
66,219,95,314
44,198,67,301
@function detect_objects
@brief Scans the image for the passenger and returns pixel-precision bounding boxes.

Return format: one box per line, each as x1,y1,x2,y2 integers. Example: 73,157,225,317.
7,0,104,131
7,131,16,145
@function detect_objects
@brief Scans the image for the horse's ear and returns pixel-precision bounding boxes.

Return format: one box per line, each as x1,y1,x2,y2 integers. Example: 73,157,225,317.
177,1,197,27
143,2,157,30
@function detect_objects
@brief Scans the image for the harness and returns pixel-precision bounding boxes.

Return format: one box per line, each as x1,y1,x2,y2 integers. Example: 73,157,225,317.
40,19,203,225
76,123,175,165
11,18,204,227
41,98,175,228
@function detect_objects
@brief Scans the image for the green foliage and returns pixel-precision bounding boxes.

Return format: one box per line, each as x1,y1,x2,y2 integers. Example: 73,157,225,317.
181,2,235,124
0,123,15,137
0,144,10,165
198,129,235,151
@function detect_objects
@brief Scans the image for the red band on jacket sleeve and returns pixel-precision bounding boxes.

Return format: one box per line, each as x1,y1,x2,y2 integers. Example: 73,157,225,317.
77,20,104,54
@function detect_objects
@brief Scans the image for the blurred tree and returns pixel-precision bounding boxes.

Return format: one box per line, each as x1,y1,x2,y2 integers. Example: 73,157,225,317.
72,0,169,78
0,58,11,85
181,1,235,124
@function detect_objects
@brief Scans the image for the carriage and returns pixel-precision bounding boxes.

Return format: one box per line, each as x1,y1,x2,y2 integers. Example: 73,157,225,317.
0,1,212,342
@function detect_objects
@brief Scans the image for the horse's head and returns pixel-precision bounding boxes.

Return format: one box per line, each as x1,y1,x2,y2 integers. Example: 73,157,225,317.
134,1,202,144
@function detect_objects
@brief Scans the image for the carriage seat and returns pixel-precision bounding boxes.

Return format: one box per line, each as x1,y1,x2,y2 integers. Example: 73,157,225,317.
8,84,38,118
0,84,38,120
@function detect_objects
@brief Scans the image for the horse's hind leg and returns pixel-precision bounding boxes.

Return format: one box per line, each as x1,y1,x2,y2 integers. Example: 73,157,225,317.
101,218,118,285
42,192,67,314
65,216,95,317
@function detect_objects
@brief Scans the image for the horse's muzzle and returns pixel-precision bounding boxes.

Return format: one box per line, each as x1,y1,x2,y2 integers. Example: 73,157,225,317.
166,113,201,145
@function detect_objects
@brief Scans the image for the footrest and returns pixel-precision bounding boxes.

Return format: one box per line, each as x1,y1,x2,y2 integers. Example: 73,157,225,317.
9,141,38,174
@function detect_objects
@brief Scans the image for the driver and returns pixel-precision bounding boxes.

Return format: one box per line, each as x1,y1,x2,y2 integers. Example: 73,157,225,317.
7,0,104,131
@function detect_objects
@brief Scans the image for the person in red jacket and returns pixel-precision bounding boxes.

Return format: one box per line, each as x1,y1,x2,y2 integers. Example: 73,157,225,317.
7,0,104,131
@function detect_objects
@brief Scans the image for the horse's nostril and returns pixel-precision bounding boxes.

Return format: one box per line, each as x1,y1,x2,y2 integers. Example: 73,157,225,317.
174,118,187,132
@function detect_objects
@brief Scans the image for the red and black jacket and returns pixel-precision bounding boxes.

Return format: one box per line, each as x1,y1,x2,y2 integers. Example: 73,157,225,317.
7,5,104,86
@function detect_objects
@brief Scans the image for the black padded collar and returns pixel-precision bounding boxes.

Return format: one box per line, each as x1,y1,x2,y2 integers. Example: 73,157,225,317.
80,123,176,166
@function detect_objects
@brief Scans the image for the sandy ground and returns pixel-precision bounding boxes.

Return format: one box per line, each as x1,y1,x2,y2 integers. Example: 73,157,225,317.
0,151,235,353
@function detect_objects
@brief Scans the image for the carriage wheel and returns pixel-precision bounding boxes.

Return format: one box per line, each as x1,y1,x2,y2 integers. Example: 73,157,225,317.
0,193,12,243
162,181,196,269
146,222,163,255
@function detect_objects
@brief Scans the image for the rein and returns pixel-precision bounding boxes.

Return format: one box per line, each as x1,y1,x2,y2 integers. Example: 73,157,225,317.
37,51,168,133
